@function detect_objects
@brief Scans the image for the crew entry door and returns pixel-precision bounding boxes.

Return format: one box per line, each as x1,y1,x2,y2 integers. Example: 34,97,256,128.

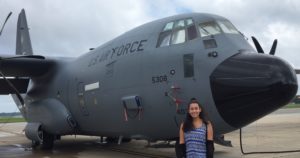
77,82,89,116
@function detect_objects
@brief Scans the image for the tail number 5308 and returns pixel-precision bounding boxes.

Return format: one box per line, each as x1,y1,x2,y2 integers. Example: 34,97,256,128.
152,75,168,83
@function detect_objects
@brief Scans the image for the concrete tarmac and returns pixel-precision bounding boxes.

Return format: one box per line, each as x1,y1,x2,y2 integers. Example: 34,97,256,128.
0,108,300,158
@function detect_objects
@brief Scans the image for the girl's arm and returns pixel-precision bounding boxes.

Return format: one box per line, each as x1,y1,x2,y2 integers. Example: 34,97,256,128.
179,123,185,144
207,121,214,140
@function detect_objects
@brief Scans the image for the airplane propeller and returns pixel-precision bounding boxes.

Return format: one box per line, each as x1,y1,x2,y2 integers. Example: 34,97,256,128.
0,71,25,105
251,36,278,55
0,55,45,108
0,11,28,108
269,39,278,55
0,12,12,36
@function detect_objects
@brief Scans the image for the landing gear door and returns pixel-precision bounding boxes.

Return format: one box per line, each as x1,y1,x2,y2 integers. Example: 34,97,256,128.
77,82,89,116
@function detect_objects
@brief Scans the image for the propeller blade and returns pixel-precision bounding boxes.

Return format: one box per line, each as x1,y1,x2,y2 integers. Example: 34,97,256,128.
0,70,24,105
0,12,12,36
269,39,277,55
251,36,264,54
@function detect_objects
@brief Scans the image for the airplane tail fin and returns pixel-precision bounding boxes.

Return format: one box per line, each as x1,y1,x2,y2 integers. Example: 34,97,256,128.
16,9,33,55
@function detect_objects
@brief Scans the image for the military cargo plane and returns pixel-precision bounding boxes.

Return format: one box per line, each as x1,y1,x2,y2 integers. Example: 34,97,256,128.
0,9,298,151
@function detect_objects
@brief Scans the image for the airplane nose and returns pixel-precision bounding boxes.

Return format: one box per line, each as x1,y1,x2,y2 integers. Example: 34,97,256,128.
210,52,298,129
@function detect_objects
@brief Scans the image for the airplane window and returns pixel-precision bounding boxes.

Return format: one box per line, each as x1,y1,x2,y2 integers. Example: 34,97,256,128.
187,25,197,40
174,20,185,29
186,18,194,26
163,22,174,31
203,39,217,49
157,31,172,47
157,18,195,48
171,29,186,44
183,54,194,78
217,20,239,34
198,22,222,37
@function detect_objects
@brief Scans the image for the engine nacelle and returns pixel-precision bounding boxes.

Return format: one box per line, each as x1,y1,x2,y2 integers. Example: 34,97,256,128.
24,122,42,142
25,98,76,135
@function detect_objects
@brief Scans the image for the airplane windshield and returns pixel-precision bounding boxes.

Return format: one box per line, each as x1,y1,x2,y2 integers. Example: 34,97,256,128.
217,20,239,34
198,21,222,37
198,20,239,37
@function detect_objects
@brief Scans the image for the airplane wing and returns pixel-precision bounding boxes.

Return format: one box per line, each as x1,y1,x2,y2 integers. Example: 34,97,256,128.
0,55,53,77
0,78,29,94
0,55,54,94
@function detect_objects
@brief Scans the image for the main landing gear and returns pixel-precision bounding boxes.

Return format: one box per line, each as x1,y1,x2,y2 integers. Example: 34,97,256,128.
31,130,56,150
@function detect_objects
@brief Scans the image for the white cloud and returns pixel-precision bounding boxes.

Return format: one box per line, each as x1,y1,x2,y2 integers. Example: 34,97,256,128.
0,0,154,57
264,22,300,48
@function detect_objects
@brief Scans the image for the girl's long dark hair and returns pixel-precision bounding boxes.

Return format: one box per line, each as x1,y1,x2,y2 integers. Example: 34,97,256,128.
183,99,209,132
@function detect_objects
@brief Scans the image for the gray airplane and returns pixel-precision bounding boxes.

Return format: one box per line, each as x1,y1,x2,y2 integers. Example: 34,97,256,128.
0,9,298,152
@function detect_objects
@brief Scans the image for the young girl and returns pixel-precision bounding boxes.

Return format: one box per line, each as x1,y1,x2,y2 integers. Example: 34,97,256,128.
178,99,214,158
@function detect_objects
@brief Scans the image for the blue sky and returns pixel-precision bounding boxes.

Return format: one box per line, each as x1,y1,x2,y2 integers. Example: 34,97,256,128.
0,0,300,112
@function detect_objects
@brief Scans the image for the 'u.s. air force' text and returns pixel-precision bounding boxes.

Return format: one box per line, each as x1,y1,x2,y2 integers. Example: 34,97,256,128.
88,39,147,67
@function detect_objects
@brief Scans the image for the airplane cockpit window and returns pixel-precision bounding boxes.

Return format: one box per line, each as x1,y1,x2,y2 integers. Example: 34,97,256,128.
174,20,185,29
163,22,174,31
159,32,172,47
186,19,193,25
171,20,186,44
186,19,197,40
157,18,198,47
171,29,185,44
198,21,222,37
217,20,239,34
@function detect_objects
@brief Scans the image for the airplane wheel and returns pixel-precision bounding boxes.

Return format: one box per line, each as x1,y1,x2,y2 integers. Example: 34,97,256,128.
106,137,131,143
106,137,118,143
122,138,131,143
31,140,40,148
41,131,54,150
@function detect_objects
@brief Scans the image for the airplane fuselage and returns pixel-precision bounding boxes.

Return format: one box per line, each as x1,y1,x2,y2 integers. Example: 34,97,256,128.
14,13,297,142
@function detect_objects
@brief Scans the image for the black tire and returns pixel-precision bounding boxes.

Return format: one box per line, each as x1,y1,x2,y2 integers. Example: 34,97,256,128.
122,138,131,143
106,137,118,143
106,137,131,143
31,140,40,148
41,131,54,150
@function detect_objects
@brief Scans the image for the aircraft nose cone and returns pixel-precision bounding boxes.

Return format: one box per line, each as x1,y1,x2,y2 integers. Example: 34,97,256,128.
210,52,298,129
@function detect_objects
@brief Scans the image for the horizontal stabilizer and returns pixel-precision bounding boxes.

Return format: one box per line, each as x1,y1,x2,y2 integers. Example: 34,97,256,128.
0,78,29,94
